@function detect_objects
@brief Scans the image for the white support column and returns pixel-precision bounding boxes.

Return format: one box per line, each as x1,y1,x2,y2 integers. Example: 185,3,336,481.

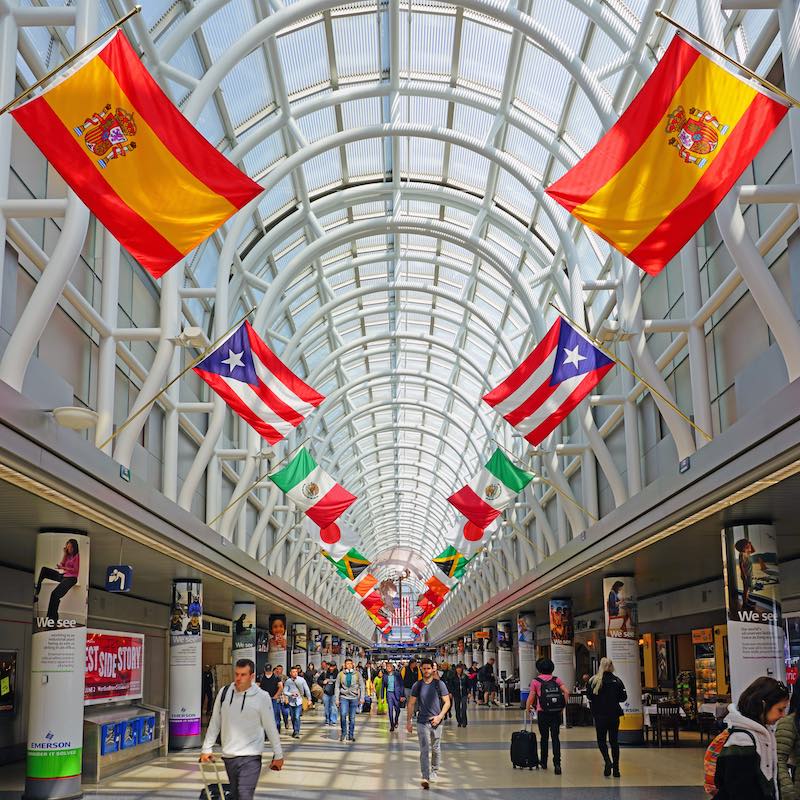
94,231,120,452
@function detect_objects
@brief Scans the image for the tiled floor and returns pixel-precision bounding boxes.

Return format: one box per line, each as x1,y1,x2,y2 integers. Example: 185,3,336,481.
0,705,707,798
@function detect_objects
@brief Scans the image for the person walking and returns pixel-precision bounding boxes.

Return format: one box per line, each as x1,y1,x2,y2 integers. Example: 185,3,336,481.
478,658,499,706
335,657,364,742
322,662,338,726
200,659,284,800
715,676,789,800
525,657,569,775
467,662,479,704
402,658,422,717
203,665,215,716
406,658,451,790
451,663,470,728
383,662,404,732
777,688,800,800
273,665,290,732
257,663,283,732
282,666,312,739
586,657,627,778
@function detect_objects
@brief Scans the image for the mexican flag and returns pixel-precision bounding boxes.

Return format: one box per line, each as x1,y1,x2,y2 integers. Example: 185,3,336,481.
432,546,473,581
270,448,356,531
448,448,533,529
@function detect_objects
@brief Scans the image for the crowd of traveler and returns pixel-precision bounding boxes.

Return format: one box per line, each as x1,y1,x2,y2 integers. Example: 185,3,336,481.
199,651,800,799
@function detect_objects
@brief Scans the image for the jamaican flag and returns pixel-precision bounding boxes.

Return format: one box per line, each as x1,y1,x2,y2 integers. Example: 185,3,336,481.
432,545,472,581
321,547,370,581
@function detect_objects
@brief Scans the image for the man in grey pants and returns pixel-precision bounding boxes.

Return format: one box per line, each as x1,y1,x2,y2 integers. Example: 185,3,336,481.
406,658,451,790
201,659,284,800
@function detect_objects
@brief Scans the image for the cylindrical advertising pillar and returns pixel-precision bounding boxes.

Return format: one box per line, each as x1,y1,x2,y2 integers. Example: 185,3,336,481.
255,629,268,675
472,631,483,667
464,633,472,665
267,614,287,670
482,626,495,668
549,598,576,691
25,532,90,800
292,623,308,670
517,612,536,704
603,576,643,744
322,633,332,661
232,601,256,666
309,629,322,668
497,621,513,678
722,523,785,701
169,579,203,750
456,636,466,664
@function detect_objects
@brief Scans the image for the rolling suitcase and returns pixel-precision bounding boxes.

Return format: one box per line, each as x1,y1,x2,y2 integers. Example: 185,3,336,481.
199,759,232,800
510,712,539,770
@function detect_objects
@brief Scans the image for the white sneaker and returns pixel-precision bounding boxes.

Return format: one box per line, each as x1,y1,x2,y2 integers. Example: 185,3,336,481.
430,771,438,782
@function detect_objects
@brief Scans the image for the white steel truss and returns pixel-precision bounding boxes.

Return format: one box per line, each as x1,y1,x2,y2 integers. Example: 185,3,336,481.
1,0,799,640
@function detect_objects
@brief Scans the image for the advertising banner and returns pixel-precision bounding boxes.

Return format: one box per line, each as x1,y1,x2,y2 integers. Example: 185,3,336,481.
603,576,643,743
472,631,483,667
26,532,90,800
309,628,322,668
84,630,144,705
232,602,256,666
722,523,785,700
292,623,308,670
256,629,269,675
267,614,287,669
517,612,536,703
456,637,465,660
549,598,576,692
169,579,202,749
497,621,513,679
332,635,341,656
322,633,332,658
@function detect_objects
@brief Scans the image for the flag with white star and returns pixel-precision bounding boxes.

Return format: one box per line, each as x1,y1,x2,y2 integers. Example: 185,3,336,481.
482,317,614,445
193,321,324,444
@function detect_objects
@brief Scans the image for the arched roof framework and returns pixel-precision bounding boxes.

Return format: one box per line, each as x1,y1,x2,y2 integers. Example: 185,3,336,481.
4,0,797,637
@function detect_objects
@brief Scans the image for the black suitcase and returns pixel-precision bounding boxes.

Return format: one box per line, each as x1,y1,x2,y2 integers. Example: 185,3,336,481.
510,713,539,769
199,760,233,799
361,696,372,713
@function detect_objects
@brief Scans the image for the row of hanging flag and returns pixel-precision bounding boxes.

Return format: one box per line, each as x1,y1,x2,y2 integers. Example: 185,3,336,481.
7,27,789,283
6,12,795,635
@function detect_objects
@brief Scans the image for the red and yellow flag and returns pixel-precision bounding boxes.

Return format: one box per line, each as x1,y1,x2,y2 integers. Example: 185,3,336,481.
11,31,262,279
546,33,789,275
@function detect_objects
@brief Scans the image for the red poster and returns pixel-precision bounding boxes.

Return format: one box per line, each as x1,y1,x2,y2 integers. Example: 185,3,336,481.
84,630,144,705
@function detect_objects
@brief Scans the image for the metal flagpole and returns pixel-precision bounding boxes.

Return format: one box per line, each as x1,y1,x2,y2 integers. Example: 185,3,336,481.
0,6,143,116
206,437,310,527
548,302,713,442
98,306,257,451
655,10,800,109
493,440,599,522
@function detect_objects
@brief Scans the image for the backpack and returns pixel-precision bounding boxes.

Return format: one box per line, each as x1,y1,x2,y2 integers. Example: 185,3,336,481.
535,677,566,712
703,727,757,796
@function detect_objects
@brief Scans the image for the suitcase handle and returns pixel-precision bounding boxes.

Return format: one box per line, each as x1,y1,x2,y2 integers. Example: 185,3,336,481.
199,759,227,800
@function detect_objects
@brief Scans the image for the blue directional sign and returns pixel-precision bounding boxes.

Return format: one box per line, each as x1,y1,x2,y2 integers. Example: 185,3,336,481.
105,565,133,593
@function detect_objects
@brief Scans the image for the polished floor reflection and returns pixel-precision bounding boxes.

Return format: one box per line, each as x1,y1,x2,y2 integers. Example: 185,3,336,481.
0,705,707,798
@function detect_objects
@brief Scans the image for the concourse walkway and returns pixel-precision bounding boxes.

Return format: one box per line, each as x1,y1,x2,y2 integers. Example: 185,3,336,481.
0,705,704,799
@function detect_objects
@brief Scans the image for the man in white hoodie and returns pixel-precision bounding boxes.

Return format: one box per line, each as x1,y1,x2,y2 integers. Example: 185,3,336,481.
200,659,284,800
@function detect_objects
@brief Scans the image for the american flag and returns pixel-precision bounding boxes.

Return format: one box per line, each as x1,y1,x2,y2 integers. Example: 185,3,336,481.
392,594,414,629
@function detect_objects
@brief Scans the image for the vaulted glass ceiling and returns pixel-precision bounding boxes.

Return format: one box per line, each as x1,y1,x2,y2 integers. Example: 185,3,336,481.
21,0,779,586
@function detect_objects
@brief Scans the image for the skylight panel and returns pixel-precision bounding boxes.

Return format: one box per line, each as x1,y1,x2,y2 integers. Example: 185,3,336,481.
400,9,455,78
458,19,510,93
332,13,381,78
277,23,331,95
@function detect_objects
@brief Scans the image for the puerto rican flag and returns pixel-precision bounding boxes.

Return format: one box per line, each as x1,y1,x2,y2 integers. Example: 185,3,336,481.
483,317,614,445
193,321,324,444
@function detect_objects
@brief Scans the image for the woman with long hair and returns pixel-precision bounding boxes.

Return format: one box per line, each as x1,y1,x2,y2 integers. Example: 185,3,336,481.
33,538,80,623
715,676,789,799
585,657,627,777
777,688,800,800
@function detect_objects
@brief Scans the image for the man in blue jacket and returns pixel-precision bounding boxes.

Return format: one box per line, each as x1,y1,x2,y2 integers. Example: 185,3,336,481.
383,662,404,732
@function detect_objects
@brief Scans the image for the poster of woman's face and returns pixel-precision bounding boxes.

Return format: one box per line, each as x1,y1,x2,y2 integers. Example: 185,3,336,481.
268,614,287,651
33,532,90,631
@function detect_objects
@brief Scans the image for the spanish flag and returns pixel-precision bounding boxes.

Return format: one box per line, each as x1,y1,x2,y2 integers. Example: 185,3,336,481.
546,33,789,276
11,31,262,279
